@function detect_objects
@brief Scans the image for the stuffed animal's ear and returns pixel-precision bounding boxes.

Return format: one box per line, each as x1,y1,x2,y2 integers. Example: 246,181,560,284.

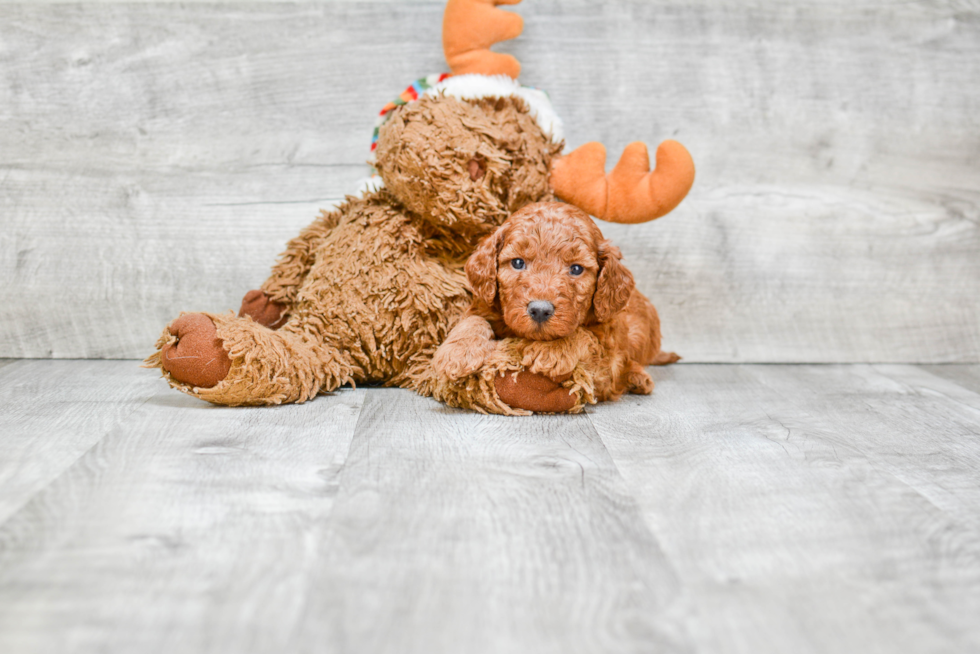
466,227,505,306
593,240,635,323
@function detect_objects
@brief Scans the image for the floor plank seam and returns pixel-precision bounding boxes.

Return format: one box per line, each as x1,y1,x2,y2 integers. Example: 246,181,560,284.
0,391,155,530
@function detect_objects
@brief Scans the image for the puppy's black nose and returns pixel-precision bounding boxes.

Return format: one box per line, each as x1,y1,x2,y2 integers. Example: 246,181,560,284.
527,300,555,324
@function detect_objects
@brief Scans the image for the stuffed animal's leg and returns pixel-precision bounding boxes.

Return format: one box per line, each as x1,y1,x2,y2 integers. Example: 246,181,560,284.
145,312,354,406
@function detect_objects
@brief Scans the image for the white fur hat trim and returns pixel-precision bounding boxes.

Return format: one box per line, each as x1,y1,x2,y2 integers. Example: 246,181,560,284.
424,74,564,144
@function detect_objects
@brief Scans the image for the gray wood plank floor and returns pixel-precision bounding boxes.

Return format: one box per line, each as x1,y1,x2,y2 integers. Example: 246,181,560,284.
1,360,978,654
921,364,980,396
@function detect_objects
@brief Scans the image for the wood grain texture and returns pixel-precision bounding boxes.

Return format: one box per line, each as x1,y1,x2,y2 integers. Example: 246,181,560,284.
0,365,686,654
2,361,980,652
0,165,359,358
0,360,154,523
293,389,686,654
1,1,978,361
0,368,366,654
588,363,980,654
920,364,980,396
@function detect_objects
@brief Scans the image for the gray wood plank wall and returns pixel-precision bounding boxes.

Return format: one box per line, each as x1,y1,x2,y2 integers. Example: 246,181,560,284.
2,0,978,361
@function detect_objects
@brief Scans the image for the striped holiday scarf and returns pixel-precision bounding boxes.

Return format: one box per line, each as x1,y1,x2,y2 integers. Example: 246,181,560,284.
371,73,453,153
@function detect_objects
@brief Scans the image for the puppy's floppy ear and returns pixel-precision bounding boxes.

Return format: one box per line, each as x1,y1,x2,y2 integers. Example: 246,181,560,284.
593,240,635,323
466,226,505,306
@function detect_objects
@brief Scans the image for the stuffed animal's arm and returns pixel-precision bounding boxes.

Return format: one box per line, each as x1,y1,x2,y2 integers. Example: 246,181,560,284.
489,334,599,414
260,208,342,306
237,209,341,328
517,328,601,378
433,314,497,380
494,369,579,414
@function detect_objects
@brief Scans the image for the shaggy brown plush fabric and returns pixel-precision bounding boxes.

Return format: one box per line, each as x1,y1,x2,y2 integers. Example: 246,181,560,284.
375,95,559,237
433,202,679,413
145,95,563,410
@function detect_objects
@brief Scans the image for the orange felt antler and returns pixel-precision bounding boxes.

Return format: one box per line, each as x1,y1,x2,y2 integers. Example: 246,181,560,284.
443,0,524,79
550,140,696,224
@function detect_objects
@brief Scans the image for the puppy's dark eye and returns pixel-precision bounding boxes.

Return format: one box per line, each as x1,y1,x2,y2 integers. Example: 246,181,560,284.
511,258,525,270
570,264,584,276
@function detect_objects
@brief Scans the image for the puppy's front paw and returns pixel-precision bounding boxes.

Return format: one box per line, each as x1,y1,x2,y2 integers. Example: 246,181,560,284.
433,315,497,380
521,330,597,378
434,339,496,380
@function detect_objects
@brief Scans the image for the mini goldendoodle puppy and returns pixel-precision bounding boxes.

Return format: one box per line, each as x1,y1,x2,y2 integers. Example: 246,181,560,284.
434,201,679,413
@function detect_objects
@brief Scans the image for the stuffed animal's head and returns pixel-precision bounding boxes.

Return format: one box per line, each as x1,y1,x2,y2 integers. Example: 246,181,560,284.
373,89,561,236
466,202,635,341
374,0,696,236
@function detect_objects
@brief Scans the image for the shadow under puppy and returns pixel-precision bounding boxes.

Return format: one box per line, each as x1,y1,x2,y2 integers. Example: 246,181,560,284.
434,202,679,414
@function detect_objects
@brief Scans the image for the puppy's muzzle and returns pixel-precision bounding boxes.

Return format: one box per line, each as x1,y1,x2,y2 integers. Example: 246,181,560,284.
527,300,555,324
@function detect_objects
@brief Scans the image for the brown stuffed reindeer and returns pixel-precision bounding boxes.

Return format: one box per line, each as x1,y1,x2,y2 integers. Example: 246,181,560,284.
145,0,694,413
